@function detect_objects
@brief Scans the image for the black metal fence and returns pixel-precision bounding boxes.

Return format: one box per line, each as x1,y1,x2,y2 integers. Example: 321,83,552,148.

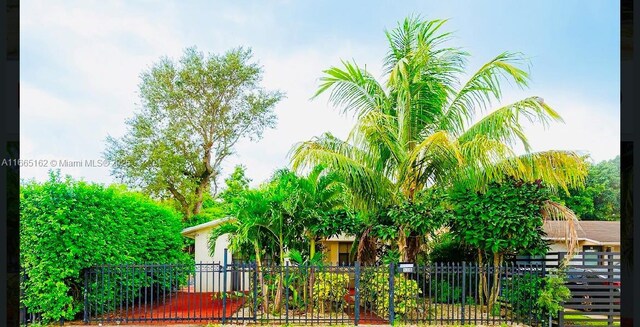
20,251,621,326
79,255,551,325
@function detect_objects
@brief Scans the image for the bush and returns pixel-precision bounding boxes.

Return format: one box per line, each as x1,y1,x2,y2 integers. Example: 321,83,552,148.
312,272,349,312
20,172,191,323
501,273,570,322
502,273,543,320
361,270,421,318
427,233,476,263
432,280,462,303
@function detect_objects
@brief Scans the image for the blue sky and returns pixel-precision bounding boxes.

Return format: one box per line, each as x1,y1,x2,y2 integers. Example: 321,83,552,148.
21,0,620,187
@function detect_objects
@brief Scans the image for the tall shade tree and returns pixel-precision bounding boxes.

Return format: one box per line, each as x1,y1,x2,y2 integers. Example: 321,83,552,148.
105,47,284,220
290,16,587,262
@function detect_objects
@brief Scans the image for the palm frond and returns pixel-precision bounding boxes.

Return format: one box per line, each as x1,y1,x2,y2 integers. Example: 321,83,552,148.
440,52,531,134
540,200,579,259
347,109,402,175
479,150,588,194
289,133,396,209
400,131,462,193
313,60,389,118
457,97,562,152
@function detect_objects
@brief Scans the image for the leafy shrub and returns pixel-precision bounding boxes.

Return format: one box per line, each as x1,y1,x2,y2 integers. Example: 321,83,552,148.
537,275,571,317
432,280,462,303
502,273,543,320
502,273,570,322
312,272,349,312
20,172,191,323
427,233,476,263
361,270,421,318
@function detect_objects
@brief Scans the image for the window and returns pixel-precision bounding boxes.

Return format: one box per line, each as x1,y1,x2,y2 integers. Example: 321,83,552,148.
583,245,603,266
338,242,353,266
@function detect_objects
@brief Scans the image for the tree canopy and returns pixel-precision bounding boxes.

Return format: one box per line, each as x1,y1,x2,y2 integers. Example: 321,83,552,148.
559,156,620,221
105,47,284,220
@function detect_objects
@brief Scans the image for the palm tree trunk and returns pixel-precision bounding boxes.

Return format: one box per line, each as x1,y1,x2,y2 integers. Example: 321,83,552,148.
273,241,285,312
398,226,409,262
253,241,269,314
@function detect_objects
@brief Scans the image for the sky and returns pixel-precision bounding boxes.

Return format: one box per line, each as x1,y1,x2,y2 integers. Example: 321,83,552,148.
20,0,620,188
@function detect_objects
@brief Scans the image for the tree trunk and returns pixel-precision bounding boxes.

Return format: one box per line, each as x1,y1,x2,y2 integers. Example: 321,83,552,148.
406,231,420,263
478,250,487,307
273,242,285,312
398,226,409,262
192,178,210,216
488,253,504,311
167,182,192,220
254,241,269,314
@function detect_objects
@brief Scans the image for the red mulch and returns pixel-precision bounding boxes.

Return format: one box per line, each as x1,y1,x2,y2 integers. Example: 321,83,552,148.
99,291,245,324
89,288,386,325
343,289,388,325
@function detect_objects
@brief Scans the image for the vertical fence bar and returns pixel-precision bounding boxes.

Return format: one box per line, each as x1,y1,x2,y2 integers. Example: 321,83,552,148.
252,262,258,323
388,262,394,325
222,249,228,324
462,262,466,325
83,269,89,323
354,262,360,326
285,261,289,325
558,252,565,327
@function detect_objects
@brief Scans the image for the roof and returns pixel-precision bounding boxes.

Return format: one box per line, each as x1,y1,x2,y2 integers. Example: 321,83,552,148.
543,220,620,245
323,233,356,242
181,217,235,239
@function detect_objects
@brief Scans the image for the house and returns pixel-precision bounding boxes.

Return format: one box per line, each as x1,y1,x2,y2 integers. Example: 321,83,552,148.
542,220,620,266
320,233,356,266
543,220,620,253
180,217,249,292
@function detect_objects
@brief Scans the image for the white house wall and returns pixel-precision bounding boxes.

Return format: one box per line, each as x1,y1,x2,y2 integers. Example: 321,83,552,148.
193,229,249,292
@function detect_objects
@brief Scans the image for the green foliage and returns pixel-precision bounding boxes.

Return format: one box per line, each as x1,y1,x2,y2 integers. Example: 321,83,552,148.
427,232,476,263
290,15,588,263
502,273,543,320
432,280,462,303
450,179,550,256
559,156,620,220
105,46,283,218
211,165,354,264
537,275,571,318
361,271,421,318
20,171,190,323
502,273,570,322
312,272,349,312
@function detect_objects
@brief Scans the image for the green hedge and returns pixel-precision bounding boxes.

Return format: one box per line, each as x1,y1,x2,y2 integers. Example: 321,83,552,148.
20,172,191,323
361,270,421,318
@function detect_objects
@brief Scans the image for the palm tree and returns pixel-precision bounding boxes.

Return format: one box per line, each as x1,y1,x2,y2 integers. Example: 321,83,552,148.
290,16,587,263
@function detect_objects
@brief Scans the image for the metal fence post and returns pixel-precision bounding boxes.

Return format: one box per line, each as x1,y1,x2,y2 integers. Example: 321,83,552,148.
389,262,394,325
252,261,258,322
285,261,289,325
354,261,360,326
462,261,466,325
83,269,89,324
222,248,228,324
558,252,565,327
607,253,614,326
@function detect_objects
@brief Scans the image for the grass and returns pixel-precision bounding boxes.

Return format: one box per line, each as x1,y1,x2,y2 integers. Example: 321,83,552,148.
564,313,621,326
